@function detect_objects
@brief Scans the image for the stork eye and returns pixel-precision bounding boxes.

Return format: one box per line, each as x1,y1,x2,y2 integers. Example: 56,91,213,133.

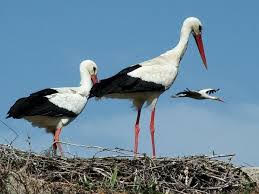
93,67,96,72
199,25,202,32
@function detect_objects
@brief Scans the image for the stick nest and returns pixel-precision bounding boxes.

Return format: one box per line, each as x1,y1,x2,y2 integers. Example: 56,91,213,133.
0,144,255,194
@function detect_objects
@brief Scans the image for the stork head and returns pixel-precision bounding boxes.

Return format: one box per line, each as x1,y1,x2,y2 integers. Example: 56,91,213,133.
80,60,99,85
183,17,208,69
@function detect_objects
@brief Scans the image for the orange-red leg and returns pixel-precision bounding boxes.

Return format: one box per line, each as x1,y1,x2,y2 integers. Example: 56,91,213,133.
53,139,57,155
134,108,142,156
150,107,156,158
53,127,63,156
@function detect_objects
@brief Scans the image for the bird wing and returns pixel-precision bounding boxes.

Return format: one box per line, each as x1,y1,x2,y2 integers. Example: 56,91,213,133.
46,92,87,115
7,88,86,119
173,88,202,99
90,64,166,97
175,88,195,96
200,88,220,95
175,91,189,97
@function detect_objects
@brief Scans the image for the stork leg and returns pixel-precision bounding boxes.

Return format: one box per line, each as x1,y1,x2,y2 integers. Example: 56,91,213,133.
150,107,156,158
134,108,142,157
53,127,63,156
53,139,57,155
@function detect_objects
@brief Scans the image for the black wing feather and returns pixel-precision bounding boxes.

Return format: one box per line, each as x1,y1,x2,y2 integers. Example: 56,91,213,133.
207,88,220,94
175,89,202,98
176,88,194,96
90,64,165,97
7,88,77,119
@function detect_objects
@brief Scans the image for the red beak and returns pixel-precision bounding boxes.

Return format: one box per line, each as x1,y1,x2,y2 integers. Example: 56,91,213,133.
193,34,208,70
91,75,99,85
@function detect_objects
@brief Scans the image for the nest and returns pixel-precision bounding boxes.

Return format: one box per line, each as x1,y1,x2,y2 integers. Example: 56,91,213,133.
0,144,256,194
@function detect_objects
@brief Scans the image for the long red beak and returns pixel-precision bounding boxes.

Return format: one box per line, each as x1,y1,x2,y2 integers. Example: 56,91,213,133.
193,34,208,70
91,75,99,85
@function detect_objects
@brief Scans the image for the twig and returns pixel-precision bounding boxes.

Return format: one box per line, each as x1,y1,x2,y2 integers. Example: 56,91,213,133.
0,119,19,144
206,153,235,159
58,141,137,157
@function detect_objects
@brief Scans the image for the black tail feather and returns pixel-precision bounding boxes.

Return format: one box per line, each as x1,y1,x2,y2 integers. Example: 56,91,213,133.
6,98,28,119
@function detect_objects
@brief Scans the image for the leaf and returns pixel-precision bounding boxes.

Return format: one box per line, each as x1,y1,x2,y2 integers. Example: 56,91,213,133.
110,166,118,188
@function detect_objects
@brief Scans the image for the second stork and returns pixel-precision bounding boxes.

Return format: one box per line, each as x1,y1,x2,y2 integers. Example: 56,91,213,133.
90,17,208,157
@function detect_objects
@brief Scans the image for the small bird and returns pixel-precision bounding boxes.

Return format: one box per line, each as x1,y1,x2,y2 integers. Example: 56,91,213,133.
6,60,99,155
90,17,208,158
172,88,224,102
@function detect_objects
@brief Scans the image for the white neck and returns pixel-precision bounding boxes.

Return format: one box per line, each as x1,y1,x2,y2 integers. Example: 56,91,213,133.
161,21,193,67
78,70,92,96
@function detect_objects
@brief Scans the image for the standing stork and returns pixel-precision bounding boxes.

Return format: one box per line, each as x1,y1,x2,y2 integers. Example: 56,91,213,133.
6,60,99,155
90,17,208,157
172,88,224,102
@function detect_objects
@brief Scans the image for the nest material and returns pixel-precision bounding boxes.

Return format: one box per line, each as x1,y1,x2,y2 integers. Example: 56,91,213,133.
0,144,255,194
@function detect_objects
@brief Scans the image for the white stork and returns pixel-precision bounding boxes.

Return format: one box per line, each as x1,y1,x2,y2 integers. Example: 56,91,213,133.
172,88,224,102
7,60,99,155
90,17,207,157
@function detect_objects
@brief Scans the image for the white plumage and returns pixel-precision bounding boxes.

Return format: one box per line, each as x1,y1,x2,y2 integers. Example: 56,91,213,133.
47,88,88,115
127,61,178,89
91,17,208,157
7,60,99,155
24,88,88,132
172,88,224,102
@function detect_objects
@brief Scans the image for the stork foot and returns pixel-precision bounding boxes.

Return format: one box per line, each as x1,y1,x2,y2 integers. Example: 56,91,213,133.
53,127,64,157
52,142,57,156
53,140,64,157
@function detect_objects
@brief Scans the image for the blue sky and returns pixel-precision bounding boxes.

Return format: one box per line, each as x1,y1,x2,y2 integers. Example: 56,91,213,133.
1,1,259,165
